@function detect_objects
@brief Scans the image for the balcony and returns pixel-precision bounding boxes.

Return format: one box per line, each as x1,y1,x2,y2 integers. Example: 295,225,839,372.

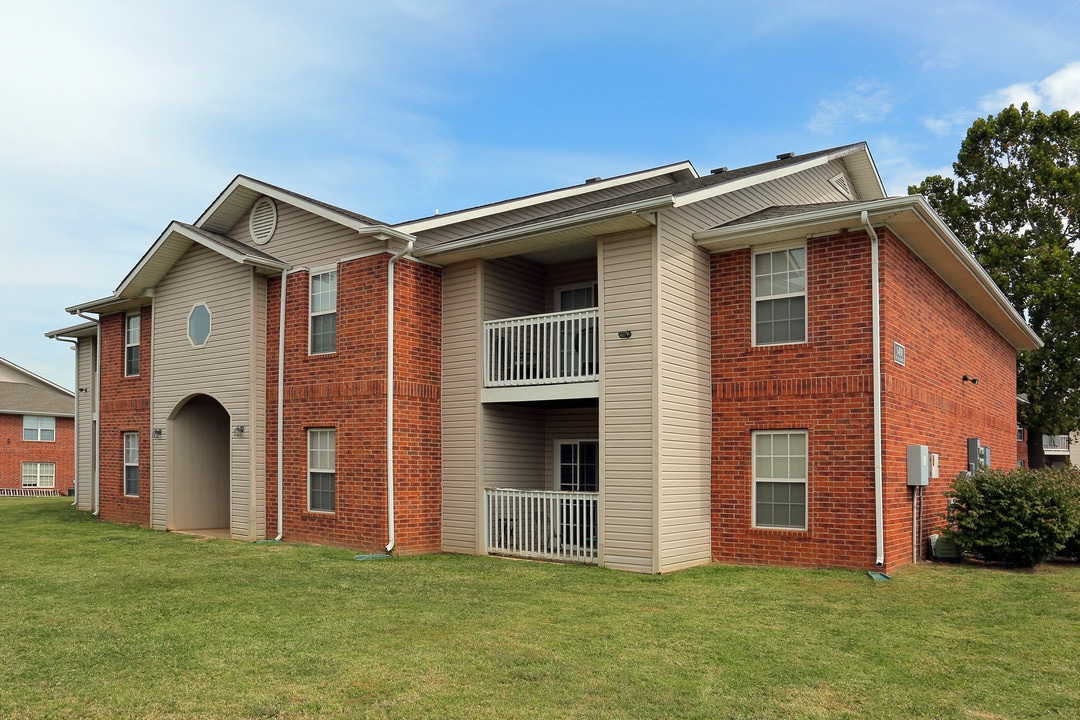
485,488,598,564
483,308,598,402
1043,434,1071,455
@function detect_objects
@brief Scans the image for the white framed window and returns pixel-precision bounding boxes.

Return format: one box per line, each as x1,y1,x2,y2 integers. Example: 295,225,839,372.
125,312,141,376
753,245,806,346
23,415,56,442
556,439,599,492
22,462,55,488
124,432,139,497
555,282,598,311
308,428,336,512
188,303,212,347
1017,425,1025,442
309,268,337,354
752,430,807,530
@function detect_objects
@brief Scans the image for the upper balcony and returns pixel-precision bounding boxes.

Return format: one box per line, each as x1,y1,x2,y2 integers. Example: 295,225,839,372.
1043,434,1072,455
482,308,598,403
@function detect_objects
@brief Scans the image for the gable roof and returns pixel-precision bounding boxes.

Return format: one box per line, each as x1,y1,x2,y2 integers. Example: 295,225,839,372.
414,143,882,264
0,357,74,415
0,357,74,396
67,222,289,315
694,196,1042,352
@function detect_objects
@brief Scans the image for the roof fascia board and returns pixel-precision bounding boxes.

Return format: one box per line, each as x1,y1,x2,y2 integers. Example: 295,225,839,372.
397,162,696,234
695,196,1040,351
673,155,833,207
196,176,378,234
45,322,99,339
415,196,674,260
0,358,75,396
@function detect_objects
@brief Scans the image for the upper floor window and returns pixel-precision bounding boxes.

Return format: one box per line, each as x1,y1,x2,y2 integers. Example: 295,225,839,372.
310,269,337,355
753,246,806,345
125,312,141,376
23,415,55,442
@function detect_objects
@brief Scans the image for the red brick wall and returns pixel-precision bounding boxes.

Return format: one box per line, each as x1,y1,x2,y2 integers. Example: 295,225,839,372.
711,229,1020,571
0,414,75,492
266,255,441,554
878,230,1018,566
97,307,152,525
712,234,878,569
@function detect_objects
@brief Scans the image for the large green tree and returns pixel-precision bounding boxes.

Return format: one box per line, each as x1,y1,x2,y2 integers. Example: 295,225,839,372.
910,103,1080,468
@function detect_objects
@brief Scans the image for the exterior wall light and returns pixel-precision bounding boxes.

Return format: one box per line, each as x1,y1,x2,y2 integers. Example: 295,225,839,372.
962,375,979,385
153,428,164,438
234,425,246,437
618,330,632,339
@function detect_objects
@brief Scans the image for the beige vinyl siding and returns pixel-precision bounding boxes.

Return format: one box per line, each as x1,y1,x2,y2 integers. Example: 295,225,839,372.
228,202,385,269
150,244,263,539
655,210,713,572
483,405,545,489
483,257,545,320
74,336,96,511
545,257,598,312
599,228,656,573
414,176,679,248
250,274,268,534
441,260,483,553
544,407,600,486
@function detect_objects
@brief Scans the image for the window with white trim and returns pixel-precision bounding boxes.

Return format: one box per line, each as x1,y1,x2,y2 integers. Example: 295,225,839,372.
753,430,807,530
125,312,141,376
555,282,598,311
753,246,806,345
124,432,139,497
309,269,337,354
22,462,55,488
308,429,336,512
23,415,56,442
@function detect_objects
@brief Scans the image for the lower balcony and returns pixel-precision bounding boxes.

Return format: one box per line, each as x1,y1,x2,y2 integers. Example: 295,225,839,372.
483,308,598,403
484,488,599,565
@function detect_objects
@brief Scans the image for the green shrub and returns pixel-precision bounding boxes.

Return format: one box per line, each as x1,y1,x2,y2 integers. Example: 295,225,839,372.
943,467,1080,567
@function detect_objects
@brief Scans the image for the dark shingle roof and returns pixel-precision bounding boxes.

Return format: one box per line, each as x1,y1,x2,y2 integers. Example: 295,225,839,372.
175,222,286,265
0,382,75,416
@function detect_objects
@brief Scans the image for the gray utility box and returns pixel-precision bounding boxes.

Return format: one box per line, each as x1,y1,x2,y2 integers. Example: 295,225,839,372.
907,444,930,486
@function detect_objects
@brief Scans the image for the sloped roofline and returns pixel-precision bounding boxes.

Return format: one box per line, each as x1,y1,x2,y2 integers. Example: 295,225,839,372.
0,356,75,397
66,222,289,315
197,175,385,235
394,161,698,234
694,195,1041,352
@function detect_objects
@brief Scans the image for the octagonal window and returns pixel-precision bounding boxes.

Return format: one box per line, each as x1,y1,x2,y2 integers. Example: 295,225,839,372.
188,304,212,347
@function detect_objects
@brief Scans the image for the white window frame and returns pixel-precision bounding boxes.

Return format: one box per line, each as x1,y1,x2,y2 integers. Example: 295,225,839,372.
187,303,212,348
309,266,338,355
751,430,808,531
555,439,599,493
22,462,55,488
23,415,56,442
751,242,807,347
554,281,598,311
124,432,139,497
307,428,336,513
125,312,141,376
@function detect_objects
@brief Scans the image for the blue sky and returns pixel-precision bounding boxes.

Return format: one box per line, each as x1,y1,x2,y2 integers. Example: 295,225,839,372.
3,0,1080,389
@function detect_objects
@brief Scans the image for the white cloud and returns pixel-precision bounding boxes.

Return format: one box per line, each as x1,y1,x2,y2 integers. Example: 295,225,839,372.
978,61,1080,113
806,79,893,135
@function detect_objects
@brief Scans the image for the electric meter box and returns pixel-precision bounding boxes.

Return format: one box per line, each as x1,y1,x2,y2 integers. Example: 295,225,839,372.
907,444,930,486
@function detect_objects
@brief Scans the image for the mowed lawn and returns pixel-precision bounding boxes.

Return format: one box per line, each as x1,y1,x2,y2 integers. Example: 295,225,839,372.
2,498,1078,719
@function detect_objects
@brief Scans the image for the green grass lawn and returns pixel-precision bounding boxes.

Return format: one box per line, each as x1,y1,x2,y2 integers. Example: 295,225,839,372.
2,498,1078,719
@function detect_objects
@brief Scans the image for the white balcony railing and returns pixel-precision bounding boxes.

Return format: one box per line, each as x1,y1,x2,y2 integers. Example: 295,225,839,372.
485,488,598,564
1043,434,1071,454
484,308,598,388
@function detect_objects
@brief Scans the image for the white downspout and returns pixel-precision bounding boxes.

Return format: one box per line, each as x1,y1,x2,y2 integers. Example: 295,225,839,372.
385,238,414,553
77,311,101,516
861,211,885,568
275,270,289,541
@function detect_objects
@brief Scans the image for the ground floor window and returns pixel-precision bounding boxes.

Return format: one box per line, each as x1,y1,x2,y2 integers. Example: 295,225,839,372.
557,440,598,492
22,462,55,488
124,432,139,496
308,428,336,512
752,430,807,530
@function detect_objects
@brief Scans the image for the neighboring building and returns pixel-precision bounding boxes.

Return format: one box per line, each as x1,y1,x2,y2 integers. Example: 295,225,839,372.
49,142,1041,572
0,357,75,495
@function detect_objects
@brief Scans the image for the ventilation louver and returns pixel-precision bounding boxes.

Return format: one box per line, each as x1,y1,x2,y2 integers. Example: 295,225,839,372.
249,197,278,245
830,173,853,199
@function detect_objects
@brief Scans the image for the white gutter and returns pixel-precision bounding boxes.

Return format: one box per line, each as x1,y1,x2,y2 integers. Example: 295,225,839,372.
275,269,289,541
861,211,885,568
385,238,415,553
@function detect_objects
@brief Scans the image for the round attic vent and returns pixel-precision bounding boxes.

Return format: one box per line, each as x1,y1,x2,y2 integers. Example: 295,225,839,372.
249,197,278,245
